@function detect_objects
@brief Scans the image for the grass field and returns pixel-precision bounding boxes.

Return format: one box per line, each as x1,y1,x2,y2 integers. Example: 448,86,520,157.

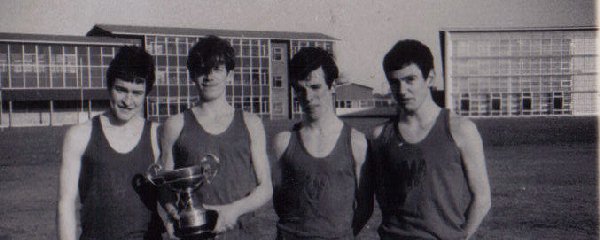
0,116,597,239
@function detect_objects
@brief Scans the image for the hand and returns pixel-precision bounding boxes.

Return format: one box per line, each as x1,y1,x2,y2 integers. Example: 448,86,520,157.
163,202,180,222
203,203,241,233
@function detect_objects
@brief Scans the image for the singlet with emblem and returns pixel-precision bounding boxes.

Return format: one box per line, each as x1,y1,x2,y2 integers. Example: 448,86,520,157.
78,116,163,240
173,109,259,239
274,123,357,240
372,109,472,240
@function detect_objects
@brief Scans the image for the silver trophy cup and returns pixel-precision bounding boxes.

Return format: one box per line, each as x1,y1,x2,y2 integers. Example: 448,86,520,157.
146,154,220,239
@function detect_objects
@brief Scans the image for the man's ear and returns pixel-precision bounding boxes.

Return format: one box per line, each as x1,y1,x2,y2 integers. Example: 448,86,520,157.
426,69,435,87
226,70,234,82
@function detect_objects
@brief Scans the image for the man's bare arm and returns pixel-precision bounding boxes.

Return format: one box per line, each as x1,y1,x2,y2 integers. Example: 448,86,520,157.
156,114,184,237
350,128,373,235
451,117,491,239
57,123,91,240
159,114,184,171
272,131,291,191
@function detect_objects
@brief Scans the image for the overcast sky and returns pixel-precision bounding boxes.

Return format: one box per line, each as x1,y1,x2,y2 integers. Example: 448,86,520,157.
0,0,596,92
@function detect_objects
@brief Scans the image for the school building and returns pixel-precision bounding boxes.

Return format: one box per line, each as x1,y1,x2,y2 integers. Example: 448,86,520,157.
0,24,336,127
440,27,598,117
0,33,140,127
87,24,336,122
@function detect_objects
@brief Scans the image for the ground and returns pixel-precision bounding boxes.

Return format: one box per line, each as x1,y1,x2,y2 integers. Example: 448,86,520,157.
0,116,597,239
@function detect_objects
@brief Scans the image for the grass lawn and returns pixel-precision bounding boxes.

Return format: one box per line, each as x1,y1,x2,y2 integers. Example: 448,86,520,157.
0,116,596,239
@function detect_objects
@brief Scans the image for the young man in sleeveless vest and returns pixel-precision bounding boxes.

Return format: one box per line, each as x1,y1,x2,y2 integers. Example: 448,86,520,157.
159,35,272,239
58,46,164,240
272,47,371,240
370,39,491,239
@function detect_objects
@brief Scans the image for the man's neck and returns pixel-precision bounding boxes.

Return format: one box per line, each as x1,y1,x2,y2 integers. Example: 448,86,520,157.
397,99,441,128
303,111,342,133
106,112,143,128
195,97,233,116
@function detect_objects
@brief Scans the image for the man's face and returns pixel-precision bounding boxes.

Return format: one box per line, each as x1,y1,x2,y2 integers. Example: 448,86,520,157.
193,64,231,101
293,67,333,120
386,63,433,113
110,78,146,122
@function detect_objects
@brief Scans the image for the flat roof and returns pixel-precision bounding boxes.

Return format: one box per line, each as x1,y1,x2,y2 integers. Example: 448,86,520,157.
440,26,598,33
90,24,338,41
0,32,140,46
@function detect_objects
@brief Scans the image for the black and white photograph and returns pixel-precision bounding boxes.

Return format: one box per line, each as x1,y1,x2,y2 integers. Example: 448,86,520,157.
0,0,597,239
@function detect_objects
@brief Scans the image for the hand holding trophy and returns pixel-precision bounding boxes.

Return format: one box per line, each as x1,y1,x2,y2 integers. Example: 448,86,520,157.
146,154,220,239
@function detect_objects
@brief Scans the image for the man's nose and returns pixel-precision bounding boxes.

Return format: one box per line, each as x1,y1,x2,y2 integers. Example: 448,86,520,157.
398,81,409,95
123,93,135,105
305,90,317,102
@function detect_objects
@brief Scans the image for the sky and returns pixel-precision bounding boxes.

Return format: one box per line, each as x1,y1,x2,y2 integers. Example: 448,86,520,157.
0,0,596,93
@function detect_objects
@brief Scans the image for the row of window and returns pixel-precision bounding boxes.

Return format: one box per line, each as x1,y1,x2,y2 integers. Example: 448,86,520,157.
451,56,595,76
452,76,574,94
0,44,116,67
147,96,271,120
451,31,597,58
146,36,271,58
453,38,573,57
455,92,571,116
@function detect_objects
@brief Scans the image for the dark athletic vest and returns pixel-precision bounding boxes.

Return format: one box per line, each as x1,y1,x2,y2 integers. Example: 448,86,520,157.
274,123,356,240
373,109,471,240
173,109,258,239
79,116,163,240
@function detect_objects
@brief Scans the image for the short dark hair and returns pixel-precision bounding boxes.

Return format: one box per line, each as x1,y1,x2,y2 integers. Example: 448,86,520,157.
187,35,235,79
289,47,338,89
106,46,155,94
383,39,434,79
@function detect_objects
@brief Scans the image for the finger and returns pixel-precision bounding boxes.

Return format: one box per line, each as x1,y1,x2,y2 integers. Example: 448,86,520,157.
165,205,180,220
203,204,217,210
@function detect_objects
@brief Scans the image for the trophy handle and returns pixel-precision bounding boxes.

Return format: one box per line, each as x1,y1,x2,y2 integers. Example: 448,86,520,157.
145,163,165,186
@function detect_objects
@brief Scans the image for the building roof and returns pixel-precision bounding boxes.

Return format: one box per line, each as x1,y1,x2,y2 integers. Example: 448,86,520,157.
440,26,598,33
335,83,374,100
88,24,338,41
336,83,374,91
0,32,140,46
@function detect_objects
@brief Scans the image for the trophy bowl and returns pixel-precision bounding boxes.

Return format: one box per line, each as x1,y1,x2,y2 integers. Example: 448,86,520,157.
146,155,220,239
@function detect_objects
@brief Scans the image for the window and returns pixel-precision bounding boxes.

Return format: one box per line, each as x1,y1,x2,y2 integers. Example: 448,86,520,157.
522,98,532,110
273,47,282,61
273,76,282,88
553,92,563,109
460,99,470,111
491,98,501,110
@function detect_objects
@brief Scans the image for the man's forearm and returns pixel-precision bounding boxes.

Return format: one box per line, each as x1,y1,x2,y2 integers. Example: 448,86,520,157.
464,196,491,239
57,200,78,240
229,182,272,215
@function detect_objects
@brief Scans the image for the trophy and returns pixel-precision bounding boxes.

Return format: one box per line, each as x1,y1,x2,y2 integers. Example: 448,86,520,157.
146,154,220,239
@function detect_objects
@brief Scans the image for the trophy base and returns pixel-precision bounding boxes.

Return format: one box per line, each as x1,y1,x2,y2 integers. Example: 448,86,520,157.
174,209,218,239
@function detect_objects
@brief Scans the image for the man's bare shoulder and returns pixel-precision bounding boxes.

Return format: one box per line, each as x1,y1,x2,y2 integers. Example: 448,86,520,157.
350,128,368,164
371,123,387,140
273,131,292,159
350,128,367,148
448,112,481,146
162,113,185,133
65,119,93,142
62,119,94,160
242,111,264,129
